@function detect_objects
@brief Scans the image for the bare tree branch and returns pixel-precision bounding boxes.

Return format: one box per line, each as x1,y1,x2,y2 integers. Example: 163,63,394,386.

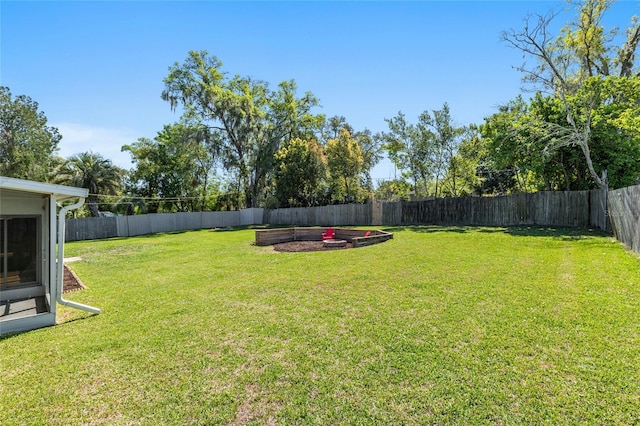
618,16,640,77
501,5,610,188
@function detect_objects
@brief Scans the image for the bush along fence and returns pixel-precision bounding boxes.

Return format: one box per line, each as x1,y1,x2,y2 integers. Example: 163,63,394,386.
64,186,640,257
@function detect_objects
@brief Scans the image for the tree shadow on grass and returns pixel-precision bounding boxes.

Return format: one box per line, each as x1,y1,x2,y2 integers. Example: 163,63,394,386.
386,225,610,239
383,225,471,234
503,226,609,239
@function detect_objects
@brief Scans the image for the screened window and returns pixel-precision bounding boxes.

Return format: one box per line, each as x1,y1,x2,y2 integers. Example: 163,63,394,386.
1,217,39,287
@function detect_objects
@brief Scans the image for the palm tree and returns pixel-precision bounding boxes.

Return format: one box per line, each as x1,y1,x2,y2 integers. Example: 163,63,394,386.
55,151,122,217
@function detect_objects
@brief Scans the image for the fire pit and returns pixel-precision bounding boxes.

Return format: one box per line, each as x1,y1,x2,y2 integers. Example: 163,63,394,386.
255,227,394,252
322,239,347,248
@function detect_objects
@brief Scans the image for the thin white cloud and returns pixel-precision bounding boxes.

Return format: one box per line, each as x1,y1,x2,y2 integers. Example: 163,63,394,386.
54,122,140,170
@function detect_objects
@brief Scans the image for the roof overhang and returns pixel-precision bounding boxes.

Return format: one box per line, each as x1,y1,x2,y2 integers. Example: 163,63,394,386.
0,176,88,201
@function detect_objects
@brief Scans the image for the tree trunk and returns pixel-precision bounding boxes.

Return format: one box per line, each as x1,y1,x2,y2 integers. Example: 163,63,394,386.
87,196,100,217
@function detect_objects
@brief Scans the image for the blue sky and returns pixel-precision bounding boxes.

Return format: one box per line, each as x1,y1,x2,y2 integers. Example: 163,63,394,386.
2,1,638,181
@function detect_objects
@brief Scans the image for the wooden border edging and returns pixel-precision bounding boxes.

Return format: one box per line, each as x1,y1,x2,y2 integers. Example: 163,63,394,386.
255,228,294,246
352,230,393,248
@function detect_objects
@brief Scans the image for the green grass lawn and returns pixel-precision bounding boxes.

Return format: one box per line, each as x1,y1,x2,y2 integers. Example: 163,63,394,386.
2,226,640,424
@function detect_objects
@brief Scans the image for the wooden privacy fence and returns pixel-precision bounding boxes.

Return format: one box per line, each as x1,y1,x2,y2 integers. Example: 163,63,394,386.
608,184,640,253
66,209,263,241
589,187,610,232
263,204,372,227
263,190,608,230
65,189,620,243
392,191,592,227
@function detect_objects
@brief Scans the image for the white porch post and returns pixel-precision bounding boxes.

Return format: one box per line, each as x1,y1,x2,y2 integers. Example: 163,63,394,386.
49,195,58,316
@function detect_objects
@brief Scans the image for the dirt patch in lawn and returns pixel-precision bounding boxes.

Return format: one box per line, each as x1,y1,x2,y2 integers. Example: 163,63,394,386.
273,240,353,252
63,265,86,293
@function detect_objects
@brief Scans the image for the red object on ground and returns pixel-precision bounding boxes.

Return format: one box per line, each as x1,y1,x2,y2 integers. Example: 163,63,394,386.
364,231,371,237
322,228,335,240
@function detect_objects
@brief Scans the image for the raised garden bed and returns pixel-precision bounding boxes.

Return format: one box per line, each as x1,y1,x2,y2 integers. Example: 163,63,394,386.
255,227,393,250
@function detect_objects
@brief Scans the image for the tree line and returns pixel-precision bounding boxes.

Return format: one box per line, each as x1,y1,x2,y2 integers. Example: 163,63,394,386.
2,0,639,216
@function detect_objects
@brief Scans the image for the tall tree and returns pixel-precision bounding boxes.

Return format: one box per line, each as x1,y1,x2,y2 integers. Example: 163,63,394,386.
54,151,122,217
481,95,586,191
0,86,60,181
425,103,467,197
382,111,432,197
161,51,322,208
481,75,640,191
123,121,217,213
382,104,466,197
320,116,381,191
481,96,550,192
502,0,640,189
444,126,487,197
354,129,383,191
572,75,640,188
325,129,365,202
273,138,326,207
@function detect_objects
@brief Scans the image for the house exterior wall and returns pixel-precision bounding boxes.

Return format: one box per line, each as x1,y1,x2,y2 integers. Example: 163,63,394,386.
0,313,56,335
0,191,56,334
0,190,47,214
0,177,88,335
0,191,51,303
